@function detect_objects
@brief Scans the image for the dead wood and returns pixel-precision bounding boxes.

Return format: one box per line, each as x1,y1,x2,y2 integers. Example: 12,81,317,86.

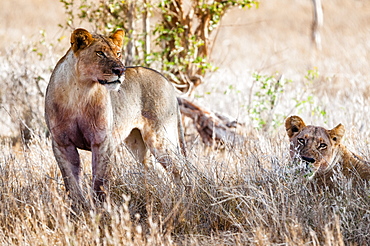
177,97,244,146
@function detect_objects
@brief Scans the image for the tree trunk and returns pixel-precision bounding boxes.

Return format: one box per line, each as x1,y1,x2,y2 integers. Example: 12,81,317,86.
311,0,323,50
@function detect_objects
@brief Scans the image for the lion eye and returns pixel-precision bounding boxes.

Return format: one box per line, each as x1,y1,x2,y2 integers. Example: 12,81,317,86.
96,51,106,58
117,52,121,57
297,138,305,145
318,143,327,150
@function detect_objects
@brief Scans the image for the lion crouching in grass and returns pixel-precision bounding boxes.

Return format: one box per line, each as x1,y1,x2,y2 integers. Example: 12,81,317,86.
285,115,370,185
45,28,186,207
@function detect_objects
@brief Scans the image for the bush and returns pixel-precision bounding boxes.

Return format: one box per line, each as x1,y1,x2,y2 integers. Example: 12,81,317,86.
60,0,258,93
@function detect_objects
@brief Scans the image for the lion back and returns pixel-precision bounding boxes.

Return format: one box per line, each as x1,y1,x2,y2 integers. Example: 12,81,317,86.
111,66,185,151
113,66,178,116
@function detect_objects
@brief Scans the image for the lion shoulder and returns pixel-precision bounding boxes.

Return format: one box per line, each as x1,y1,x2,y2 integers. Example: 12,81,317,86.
339,144,370,180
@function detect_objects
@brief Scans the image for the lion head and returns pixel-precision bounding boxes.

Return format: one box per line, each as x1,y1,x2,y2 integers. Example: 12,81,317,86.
70,28,125,91
285,116,345,178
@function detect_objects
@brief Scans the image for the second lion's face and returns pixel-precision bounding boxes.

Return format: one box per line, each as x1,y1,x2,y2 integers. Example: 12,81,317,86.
285,116,345,177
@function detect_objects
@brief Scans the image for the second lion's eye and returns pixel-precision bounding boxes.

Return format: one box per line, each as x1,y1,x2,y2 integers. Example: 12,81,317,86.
96,51,105,57
297,138,305,145
318,143,327,150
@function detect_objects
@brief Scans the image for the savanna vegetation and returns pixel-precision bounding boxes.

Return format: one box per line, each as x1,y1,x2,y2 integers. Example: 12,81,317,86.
0,0,370,245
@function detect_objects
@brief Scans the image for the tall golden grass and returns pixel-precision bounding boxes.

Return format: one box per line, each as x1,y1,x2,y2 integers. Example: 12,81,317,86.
1,131,369,244
1,0,370,245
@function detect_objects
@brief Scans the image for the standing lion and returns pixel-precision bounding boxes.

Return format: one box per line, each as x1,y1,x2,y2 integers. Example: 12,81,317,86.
45,28,186,206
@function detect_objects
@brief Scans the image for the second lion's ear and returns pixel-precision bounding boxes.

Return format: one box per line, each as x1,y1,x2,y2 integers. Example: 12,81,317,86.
71,28,94,52
328,123,345,143
110,29,124,49
285,115,306,138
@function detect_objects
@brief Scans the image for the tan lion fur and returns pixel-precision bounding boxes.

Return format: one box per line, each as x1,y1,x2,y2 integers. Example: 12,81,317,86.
45,28,186,206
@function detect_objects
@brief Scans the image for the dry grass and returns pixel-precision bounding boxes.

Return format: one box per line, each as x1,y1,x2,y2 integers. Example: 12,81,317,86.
1,134,369,245
1,0,370,245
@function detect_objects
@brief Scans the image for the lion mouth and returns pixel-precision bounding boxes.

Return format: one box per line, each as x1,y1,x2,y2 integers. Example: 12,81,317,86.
98,79,122,85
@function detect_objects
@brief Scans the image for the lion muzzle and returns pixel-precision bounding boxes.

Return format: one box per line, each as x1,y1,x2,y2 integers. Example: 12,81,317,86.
98,67,126,85
301,156,315,164
112,67,125,76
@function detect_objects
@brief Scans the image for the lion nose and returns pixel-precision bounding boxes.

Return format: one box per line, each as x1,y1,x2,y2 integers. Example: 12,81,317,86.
112,67,125,76
301,156,315,163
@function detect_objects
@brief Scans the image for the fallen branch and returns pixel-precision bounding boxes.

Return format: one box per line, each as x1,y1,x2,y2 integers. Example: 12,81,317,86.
177,97,244,146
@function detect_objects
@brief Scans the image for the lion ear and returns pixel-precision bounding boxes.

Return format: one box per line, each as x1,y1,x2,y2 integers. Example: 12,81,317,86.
70,28,94,52
285,115,306,138
328,123,345,143
110,29,124,49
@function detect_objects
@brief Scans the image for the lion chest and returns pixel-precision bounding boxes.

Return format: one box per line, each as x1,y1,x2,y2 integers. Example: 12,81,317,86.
50,105,111,151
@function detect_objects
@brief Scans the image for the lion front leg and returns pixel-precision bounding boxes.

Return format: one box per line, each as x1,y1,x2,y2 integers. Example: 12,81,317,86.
91,143,113,203
52,141,87,206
